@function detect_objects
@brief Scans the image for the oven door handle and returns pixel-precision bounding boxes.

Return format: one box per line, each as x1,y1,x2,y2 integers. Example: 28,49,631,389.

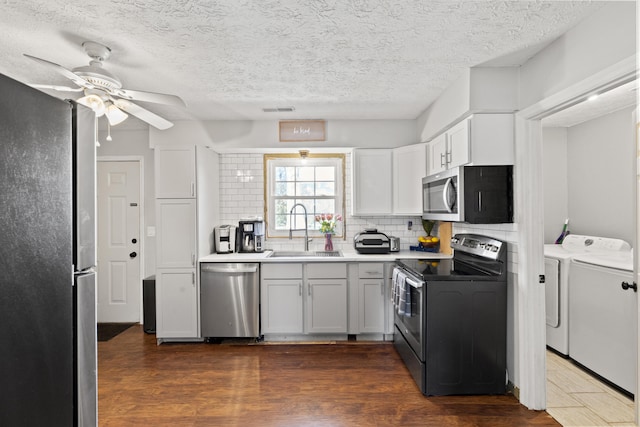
405,276,423,288
393,266,425,289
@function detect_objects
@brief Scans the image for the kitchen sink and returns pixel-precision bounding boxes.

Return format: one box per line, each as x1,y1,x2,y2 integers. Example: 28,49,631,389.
268,250,342,258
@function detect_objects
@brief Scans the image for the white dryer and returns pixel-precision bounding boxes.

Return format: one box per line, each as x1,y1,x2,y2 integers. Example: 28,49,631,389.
544,235,631,356
569,248,635,395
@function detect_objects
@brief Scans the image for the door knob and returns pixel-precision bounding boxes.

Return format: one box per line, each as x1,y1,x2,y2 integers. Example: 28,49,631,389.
129,252,137,258
621,281,637,292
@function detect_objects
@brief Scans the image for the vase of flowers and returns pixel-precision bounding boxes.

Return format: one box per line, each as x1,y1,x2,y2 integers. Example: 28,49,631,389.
315,213,342,251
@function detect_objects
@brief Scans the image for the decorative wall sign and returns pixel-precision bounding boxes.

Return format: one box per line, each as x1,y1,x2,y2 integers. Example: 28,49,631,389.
279,120,325,142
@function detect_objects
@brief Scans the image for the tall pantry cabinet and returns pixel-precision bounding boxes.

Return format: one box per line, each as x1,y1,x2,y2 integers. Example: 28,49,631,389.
154,145,219,341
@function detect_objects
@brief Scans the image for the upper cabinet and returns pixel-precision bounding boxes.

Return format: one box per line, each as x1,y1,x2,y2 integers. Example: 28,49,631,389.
352,149,393,216
352,145,427,216
392,143,427,215
155,146,197,198
426,114,514,176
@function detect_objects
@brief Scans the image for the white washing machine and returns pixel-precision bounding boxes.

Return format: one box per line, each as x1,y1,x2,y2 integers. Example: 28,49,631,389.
544,235,631,356
569,248,635,395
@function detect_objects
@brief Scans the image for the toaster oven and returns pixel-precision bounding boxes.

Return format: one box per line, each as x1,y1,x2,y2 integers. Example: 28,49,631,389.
354,229,391,254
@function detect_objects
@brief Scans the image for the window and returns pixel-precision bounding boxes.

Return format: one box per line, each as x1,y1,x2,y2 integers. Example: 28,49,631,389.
264,154,345,238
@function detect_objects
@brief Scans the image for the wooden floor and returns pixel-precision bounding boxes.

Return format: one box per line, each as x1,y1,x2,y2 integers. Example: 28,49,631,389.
98,325,560,426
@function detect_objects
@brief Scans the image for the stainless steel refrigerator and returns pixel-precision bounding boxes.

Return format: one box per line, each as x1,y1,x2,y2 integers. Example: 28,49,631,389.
0,73,97,426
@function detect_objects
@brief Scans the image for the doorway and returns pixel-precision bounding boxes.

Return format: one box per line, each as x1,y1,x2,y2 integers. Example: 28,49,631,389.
514,59,637,421
97,160,143,323
540,90,637,425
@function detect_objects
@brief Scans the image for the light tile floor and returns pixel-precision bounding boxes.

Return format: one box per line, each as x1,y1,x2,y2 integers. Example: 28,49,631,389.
546,350,635,426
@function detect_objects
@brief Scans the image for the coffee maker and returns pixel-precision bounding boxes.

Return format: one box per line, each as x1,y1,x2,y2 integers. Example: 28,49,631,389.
238,219,265,253
214,225,237,254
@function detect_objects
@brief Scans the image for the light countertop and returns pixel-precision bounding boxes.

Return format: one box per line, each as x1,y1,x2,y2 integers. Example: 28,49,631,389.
199,249,451,263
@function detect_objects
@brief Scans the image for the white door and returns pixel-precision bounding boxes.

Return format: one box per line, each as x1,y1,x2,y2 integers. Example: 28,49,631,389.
97,161,141,322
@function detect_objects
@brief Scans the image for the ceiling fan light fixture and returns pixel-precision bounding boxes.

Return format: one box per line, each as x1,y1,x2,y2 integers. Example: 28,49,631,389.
105,102,128,126
77,94,106,117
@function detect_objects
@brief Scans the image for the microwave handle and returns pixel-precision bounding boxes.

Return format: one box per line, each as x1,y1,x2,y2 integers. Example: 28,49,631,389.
443,177,455,212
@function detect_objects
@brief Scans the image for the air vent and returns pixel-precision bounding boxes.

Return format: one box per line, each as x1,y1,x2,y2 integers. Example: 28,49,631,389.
263,106,295,112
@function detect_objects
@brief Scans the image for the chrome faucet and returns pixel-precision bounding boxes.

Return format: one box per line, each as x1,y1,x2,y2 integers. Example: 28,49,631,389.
289,203,311,251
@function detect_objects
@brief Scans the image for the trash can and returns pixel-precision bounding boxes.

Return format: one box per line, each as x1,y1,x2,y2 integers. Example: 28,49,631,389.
143,275,156,334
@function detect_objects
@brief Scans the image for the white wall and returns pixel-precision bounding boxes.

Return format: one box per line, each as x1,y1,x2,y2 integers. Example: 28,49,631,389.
150,119,417,150
518,2,636,109
415,67,518,142
542,108,635,244
565,107,635,241
542,128,569,244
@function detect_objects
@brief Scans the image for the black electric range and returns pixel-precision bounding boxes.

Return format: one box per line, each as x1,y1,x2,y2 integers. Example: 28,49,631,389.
393,233,508,396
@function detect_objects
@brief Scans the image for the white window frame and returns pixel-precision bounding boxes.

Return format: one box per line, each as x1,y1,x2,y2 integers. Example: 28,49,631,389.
264,153,345,239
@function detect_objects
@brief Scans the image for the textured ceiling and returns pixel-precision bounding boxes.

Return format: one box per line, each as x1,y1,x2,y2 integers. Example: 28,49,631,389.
0,1,608,127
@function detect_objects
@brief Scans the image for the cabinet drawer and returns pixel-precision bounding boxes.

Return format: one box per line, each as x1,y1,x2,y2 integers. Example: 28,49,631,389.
306,263,347,279
262,263,303,279
358,263,384,279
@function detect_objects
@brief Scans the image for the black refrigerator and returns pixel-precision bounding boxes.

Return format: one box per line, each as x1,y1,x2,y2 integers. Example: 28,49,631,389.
0,73,97,426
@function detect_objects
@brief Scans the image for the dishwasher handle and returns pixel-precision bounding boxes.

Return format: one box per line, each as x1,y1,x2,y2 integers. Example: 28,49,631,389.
201,264,259,274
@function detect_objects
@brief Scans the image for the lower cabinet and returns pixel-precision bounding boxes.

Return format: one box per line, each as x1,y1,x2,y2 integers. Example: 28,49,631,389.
307,278,347,333
261,263,347,336
155,268,199,339
357,263,387,334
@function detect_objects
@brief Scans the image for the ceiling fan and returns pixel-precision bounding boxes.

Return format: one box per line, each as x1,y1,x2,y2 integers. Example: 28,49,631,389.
24,41,185,130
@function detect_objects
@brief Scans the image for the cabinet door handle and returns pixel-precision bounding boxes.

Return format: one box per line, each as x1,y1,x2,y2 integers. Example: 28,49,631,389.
191,182,195,197
299,283,302,296
621,281,637,292
192,272,195,285
446,149,452,166
440,152,446,167
191,253,195,266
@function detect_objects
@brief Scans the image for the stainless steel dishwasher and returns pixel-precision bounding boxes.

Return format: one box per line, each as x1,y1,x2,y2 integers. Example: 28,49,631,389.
200,263,260,339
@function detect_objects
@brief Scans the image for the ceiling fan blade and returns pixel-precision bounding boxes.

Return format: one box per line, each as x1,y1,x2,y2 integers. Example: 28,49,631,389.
113,88,186,107
114,99,174,130
23,54,93,89
30,84,84,92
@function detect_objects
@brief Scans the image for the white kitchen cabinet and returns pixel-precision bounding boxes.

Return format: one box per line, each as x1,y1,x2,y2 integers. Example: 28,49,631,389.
155,269,199,339
262,279,304,334
392,143,427,215
156,199,196,268
428,118,470,175
154,145,219,341
155,145,196,198
427,132,448,175
351,149,392,215
426,114,514,176
306,263,347,334
307,278,347,333
261,264,304,334
261,263,347,336
357,263,385,334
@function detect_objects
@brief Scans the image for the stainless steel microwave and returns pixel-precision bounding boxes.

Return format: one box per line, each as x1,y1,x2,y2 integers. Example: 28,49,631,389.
422,165,513,223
